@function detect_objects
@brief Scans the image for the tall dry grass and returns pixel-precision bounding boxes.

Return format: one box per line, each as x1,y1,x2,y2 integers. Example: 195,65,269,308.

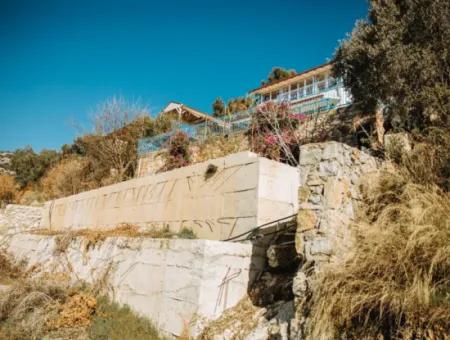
308,166,450,339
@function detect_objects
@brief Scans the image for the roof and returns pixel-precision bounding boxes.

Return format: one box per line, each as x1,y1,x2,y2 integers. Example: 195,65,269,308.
160,102,226,126
249,62,333,95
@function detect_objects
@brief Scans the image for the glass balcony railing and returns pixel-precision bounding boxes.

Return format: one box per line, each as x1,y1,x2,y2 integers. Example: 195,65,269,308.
259,79,341,104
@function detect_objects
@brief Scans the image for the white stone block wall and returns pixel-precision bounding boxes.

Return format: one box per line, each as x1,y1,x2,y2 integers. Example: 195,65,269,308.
0,204,43,234
40,152,299,241
2,233,265,337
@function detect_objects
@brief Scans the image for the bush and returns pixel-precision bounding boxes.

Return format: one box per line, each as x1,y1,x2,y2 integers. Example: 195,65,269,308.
308,167,450,339
10,147,59,188
386,128,450,191
41,156,95,200
89,296,163,340
162,131,191,171
0,175,17,206
248,102,301,165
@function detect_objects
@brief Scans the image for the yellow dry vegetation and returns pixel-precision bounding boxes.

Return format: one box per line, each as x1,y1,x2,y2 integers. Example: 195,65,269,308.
308,166,450,339
198,297,263,340
51,293,97,329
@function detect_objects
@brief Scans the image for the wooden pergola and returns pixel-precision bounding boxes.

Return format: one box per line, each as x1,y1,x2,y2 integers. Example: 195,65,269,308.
160,102,226,127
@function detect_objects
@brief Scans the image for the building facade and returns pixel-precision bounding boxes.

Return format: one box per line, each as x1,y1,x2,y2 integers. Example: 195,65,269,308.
249,62,351,115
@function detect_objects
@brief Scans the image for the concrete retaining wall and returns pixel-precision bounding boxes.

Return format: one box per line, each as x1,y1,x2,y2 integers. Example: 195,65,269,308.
41,152,299,240
3,234,265,337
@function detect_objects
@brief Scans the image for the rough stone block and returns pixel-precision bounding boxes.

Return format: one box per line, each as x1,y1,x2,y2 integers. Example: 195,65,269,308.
299,146,322,165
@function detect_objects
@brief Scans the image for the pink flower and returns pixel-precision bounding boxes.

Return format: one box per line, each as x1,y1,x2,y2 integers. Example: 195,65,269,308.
264,134,278,145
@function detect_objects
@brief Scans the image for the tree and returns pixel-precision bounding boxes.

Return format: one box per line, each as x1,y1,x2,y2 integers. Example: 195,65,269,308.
212,98,226,117
92,95,149,135
10,147,60,188
41,156,94,199
262,67,296,86
334,0,450,131
226,97,253,115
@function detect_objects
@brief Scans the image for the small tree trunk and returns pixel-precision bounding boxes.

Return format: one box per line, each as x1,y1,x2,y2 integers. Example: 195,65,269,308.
375,107,385,148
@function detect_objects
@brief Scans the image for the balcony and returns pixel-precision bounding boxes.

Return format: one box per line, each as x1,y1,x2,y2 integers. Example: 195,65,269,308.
259,77,340,105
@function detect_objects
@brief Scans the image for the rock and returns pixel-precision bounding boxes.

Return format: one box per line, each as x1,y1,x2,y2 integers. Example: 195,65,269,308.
292,272,308,298
310,237,333,256
296,210,317,231
299,147,322,165
322,142,343,162
298,187,311,204
319,161,341,177
323,178,349,209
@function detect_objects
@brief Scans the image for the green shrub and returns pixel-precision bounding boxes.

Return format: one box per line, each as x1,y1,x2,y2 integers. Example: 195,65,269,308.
88,296,163,340
10,147,59,188
177,227,196,239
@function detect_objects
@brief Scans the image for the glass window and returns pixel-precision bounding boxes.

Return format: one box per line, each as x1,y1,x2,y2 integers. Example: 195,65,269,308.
328,76,337,87
271,91,279,100
263,93,270,102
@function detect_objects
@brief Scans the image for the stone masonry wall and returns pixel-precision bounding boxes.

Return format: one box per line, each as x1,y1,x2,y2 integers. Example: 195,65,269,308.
295,141,378,266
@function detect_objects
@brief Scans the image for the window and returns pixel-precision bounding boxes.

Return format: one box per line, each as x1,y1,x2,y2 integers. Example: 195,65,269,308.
263,93,270,102
316,73,326,92
328,76,337,88
305,78,313,96
290,84,298,100
271,91,279,101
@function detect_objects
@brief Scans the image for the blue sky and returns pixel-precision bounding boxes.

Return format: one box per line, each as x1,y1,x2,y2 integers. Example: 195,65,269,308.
0,0,368,151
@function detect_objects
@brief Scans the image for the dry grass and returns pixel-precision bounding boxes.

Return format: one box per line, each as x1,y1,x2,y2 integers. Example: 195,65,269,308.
0,252,24,285
30,223,197,254
198,297,263,340
0,253,164,340
194,134,249,163
308,166,450,339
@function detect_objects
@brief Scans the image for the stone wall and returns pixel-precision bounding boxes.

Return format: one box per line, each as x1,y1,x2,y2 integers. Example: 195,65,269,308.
0,204,43,234
295,142,378,266
2,233,265,337
41,152,299,241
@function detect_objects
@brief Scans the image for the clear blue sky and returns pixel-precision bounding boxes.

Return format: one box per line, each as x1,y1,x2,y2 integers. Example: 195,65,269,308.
0,0,368,152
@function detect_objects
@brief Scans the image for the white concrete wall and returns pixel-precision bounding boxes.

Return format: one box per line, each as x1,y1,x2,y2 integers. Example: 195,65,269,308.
41,152,299,240
3,233,265,336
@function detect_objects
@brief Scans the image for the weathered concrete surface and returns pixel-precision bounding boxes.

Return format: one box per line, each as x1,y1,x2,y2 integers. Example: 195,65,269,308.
41,152,299,240
0,204,43,234
2,233,265,336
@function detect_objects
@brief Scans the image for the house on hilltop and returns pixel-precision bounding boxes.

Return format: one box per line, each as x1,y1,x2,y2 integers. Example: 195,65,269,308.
249,62,351,115
137,62,353,159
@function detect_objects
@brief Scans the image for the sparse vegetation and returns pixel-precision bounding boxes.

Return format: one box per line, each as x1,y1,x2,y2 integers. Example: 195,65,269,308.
32,223,197,254
0,253,164,340
0,175,18,206
162,131,191,171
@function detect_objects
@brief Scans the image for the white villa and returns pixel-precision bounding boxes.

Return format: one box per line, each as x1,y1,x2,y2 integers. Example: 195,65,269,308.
249,62,351,115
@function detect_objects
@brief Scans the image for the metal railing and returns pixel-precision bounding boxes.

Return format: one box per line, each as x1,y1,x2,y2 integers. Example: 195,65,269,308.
137,96,345,155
